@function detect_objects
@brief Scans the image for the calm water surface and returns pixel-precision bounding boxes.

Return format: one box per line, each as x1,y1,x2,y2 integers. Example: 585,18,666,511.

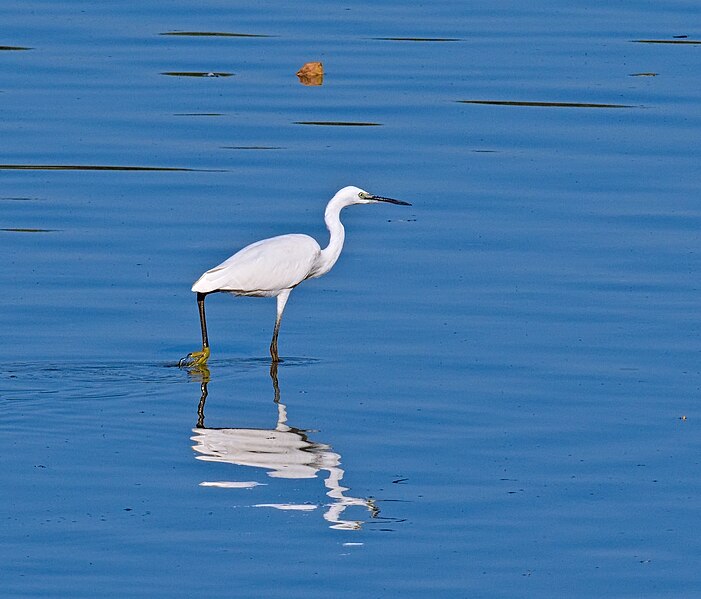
2,1,700,597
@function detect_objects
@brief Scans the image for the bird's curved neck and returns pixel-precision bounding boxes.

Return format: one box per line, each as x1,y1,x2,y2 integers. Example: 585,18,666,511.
316,198,346,277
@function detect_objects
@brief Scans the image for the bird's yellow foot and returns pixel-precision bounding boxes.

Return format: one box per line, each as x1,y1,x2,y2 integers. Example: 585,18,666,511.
179,346,210,368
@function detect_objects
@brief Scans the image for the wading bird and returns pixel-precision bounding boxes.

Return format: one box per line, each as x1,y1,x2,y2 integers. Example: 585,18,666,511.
180,186,411,366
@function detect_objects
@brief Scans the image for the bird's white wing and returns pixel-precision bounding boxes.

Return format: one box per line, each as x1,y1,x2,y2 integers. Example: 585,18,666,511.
192,234,321,296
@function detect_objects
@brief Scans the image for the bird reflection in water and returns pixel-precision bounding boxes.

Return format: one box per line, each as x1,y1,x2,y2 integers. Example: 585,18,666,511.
189,363,379,530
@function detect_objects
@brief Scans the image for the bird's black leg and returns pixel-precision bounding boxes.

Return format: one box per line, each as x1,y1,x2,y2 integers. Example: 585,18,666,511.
180,292,211,368
270,289,291,363
198,292,209,351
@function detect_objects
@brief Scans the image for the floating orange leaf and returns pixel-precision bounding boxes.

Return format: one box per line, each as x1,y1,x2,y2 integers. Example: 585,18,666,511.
296,62,324,86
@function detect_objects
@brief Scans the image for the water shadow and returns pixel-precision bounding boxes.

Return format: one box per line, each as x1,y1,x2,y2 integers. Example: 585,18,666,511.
294,121,382,126
371,37,461,42
221,146,284,150
458,100,636,108
1,228,57,233
161,71,233,78
160,31,275,38
631,39,701,45
190,363,380,530
0,164,222,172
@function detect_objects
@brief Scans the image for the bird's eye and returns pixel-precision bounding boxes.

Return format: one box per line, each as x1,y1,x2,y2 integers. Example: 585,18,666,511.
358,192,369,199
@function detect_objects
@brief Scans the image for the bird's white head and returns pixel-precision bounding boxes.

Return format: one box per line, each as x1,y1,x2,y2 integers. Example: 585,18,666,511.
316,185,411,278
333,185,412,207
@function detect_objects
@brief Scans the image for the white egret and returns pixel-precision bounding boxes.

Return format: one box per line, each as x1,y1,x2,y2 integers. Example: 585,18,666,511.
181,186,411,366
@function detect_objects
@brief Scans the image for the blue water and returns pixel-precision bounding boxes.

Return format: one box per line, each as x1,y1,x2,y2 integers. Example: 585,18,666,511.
2,1,700,597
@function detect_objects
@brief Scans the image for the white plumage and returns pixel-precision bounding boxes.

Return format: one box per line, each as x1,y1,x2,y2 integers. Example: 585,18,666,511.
180,185,411,366
192,234,322,297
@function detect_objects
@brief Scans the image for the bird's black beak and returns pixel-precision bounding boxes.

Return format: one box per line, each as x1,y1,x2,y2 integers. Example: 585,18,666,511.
371,195,412,206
